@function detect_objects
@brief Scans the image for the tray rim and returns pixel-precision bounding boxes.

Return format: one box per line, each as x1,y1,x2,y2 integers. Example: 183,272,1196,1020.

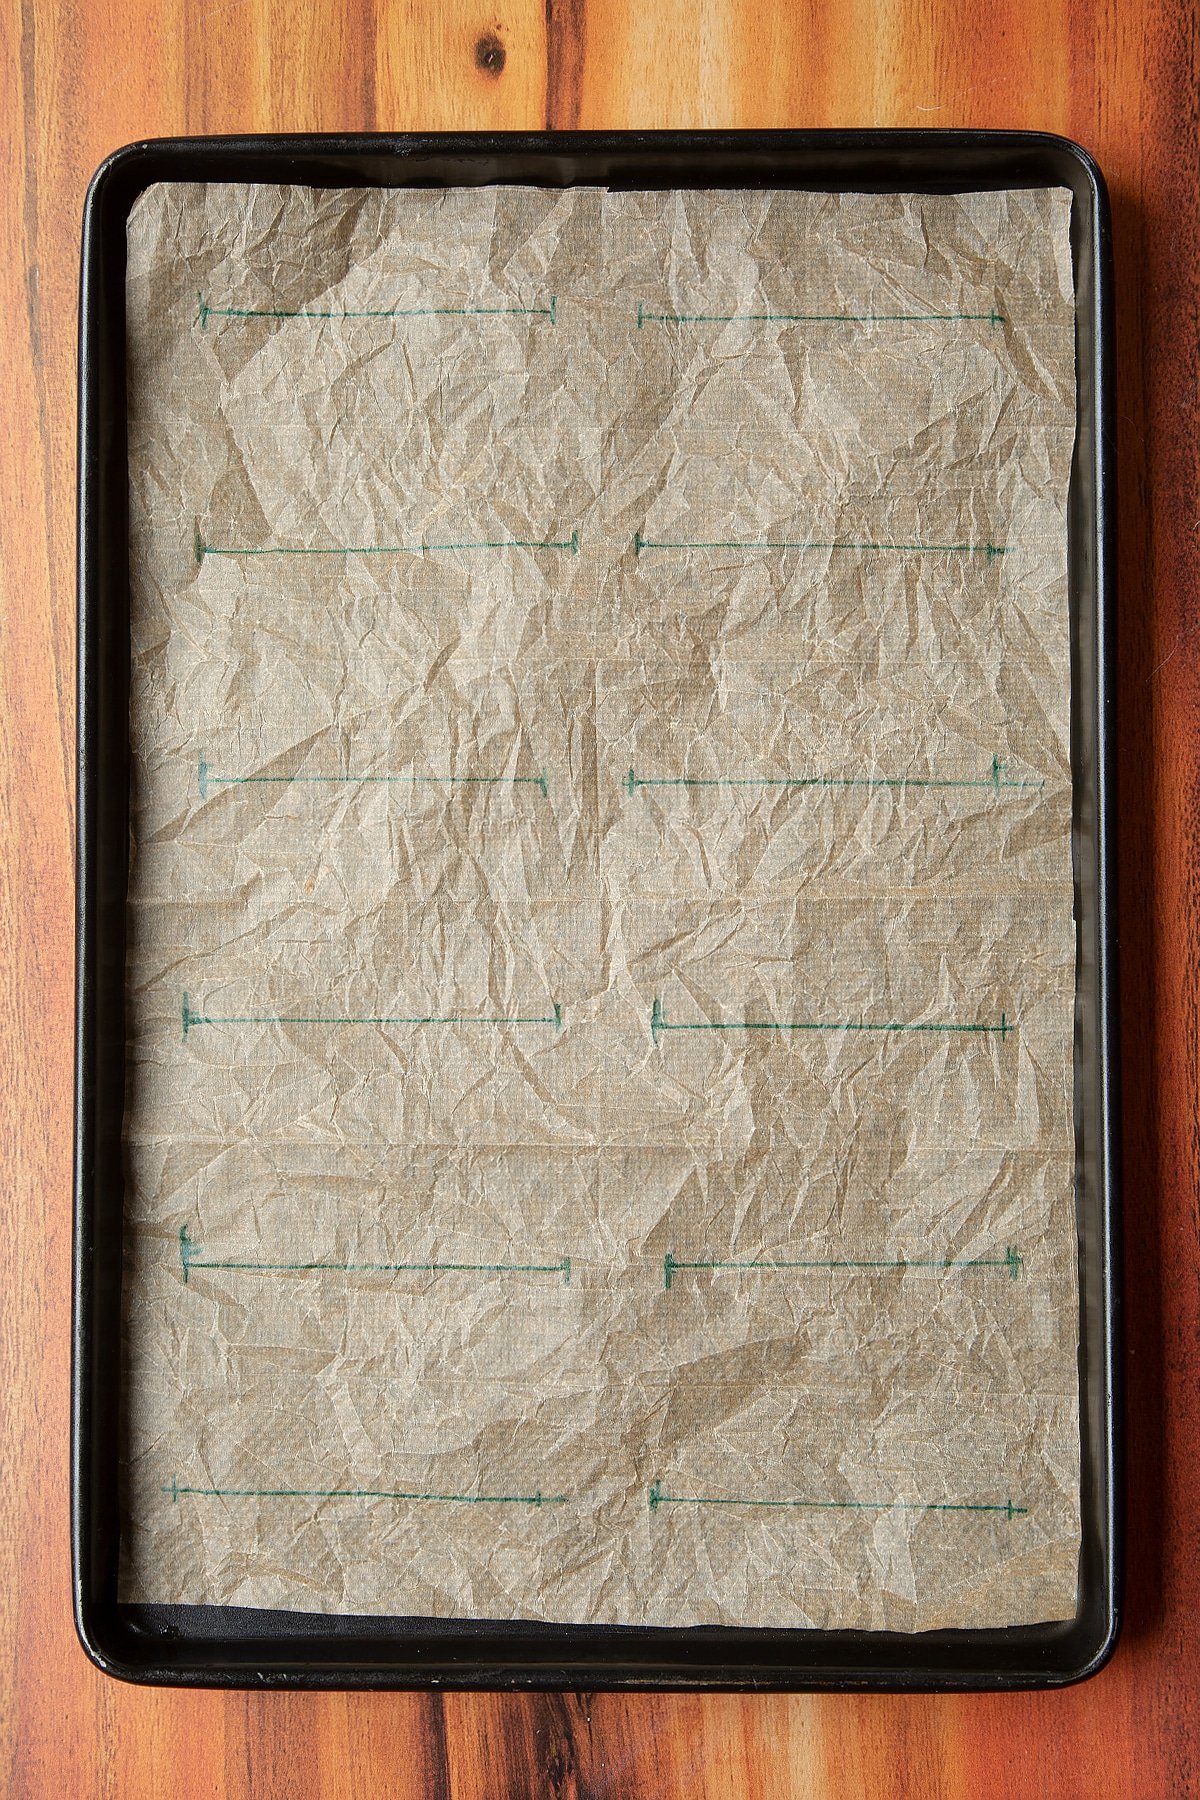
74,126,1121,1692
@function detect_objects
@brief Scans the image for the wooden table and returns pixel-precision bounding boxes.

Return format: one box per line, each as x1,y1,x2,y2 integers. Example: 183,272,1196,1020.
3,2,1197,1793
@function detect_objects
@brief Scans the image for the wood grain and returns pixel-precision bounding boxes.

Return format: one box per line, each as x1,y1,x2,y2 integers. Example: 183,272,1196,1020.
2,0,1198,1793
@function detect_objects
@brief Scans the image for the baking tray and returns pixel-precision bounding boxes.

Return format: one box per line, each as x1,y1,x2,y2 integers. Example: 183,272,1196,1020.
75,129,1120,1690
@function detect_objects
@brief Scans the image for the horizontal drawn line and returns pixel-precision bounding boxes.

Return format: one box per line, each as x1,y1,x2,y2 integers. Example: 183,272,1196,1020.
165,1476,566,1507
636,302,1005,327
634,532,1007,559
663,1247,1022,1289
197,756,549,801
650,998,1011,1043
625,756,1043,797
197,291,558,327
647,1481,1026,1519
181,992,562,1039
195,529,579,562
179,1225,571,1285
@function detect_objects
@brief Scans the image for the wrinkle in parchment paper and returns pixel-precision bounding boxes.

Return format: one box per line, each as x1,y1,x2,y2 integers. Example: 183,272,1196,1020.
120,182,1080,1630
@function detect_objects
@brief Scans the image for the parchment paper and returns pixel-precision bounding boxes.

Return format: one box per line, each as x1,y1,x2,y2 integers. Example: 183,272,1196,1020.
120,182,1081,1630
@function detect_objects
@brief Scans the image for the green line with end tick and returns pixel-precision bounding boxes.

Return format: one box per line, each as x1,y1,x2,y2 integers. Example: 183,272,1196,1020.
633,531,1007,559
197,292,558,328
663,1246,1022,1289
647,1481,1026,1518
636,302,1005,327
625,755,1042,798
198,756,548,801
165,1476,566,1506
178,1225,570,1286
195,528,578,562
649,998,1010,1044
181,993,562,1039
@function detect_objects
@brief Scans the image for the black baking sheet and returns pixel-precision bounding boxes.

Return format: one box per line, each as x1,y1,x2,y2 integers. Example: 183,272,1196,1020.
74,129,1120,1689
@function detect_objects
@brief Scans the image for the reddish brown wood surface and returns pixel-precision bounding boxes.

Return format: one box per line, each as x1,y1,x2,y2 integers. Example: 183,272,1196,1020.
2,1,1198,1792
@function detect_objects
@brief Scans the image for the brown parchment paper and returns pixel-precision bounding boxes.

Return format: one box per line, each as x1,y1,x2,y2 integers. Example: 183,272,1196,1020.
120,182,1081,1630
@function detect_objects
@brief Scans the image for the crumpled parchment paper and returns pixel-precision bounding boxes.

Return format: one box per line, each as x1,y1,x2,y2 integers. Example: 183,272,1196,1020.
119,181,1080,1630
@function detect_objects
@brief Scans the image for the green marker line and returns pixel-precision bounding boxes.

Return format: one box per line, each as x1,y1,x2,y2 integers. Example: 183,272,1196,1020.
650,997,1010,1045
198,756,548,801
663,1246,1022,1290
195,528,578,563
181,992,562,1039
625,756,1042,798
197,291,557,328
165,1475,566,1506
636,302,1004,327
179,1225,570,1286
647,1481,1026,1519
634,531,1007,559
